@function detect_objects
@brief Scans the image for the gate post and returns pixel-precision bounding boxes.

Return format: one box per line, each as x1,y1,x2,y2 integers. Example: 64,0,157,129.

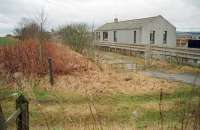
0,104,7,130
16,95,29,130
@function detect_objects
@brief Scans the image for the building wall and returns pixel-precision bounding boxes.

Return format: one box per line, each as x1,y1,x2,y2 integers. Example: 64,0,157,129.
141,17,176,47
176,38,189,47
115,29,141,44
96,17,176,47
97,29,141,44
176,34,200,48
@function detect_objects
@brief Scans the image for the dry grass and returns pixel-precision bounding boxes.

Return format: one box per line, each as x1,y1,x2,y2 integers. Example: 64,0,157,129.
96,49,200,74
1,64,199,130
140,101,174,111
47,67,179,95
31,125,167,130
8,63,178,95
151,59,200,74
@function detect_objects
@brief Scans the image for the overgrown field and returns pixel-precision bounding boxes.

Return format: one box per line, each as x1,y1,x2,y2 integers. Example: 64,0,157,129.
0,42,200,130
1,68,200,130
1,83,200,130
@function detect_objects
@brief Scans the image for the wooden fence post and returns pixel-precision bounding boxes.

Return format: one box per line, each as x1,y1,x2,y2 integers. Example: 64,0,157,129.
135,63,137,73
0,104,7,130
48,57,54,86
16,95,29,130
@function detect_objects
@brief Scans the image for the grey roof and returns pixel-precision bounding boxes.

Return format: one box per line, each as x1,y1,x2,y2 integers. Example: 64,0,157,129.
177,32,200,36
96,15,173,31
176,32,200,38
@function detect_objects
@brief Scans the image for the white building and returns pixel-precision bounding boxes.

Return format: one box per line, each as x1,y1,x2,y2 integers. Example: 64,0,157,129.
96,15,176,47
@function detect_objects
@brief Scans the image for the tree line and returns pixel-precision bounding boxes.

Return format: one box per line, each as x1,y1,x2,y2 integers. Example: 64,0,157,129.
14,11,94,55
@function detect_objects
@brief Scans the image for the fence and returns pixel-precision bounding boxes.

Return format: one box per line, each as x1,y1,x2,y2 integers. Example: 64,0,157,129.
110,62,144,72
96,42,200,61
0,94,29,130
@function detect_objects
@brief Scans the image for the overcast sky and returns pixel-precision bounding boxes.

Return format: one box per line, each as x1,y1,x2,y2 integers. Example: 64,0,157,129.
0,0,200,36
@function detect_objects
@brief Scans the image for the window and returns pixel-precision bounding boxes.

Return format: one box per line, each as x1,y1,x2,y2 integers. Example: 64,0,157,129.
194,59,198,64
134,31,137,43
103,32,108,41
150,30,155,44
163,31,167,44
96,32,100,40
113,31,117,42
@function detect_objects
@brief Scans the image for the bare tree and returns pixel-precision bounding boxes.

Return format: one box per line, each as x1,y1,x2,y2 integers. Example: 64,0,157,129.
35,9,48,62
13,9,50,63
14,18,40,40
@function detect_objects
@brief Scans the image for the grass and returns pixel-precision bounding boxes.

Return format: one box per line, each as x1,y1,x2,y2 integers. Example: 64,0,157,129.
95,49,144,65
0,37,16,45
1,82,199,129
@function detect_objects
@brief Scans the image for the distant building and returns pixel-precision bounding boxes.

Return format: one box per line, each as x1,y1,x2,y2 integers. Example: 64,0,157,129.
176,32,200,47
96,15,176,47
188,40,200,48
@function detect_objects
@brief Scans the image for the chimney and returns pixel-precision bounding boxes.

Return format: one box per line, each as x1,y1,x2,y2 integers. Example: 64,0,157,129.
114,18,118,23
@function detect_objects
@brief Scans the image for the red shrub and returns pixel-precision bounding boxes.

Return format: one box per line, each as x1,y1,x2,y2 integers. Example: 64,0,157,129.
0,40,89,75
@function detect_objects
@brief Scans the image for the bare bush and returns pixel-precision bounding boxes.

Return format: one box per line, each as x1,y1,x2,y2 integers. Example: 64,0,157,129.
14,10,50,41
14,10,51,64
14,18,40,40
58,23,92,54
0,40,90,76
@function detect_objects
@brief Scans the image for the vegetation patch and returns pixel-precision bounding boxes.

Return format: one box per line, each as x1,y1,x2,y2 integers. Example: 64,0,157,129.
0,40,94,76
0,37,16,46
1,83,199,129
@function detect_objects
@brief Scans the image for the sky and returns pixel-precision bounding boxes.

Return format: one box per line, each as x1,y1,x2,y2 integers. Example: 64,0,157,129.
0,0,200,36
